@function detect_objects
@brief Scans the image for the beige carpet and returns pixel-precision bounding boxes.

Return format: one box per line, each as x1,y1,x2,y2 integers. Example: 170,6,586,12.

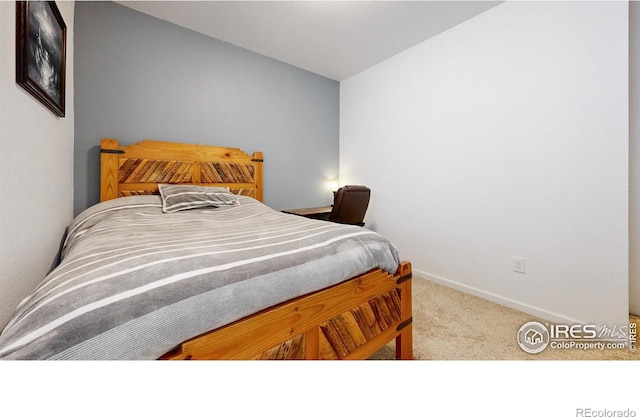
370,277,639,360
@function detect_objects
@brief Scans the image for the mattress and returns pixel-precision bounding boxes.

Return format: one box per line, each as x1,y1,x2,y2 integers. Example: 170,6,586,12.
0,195,399,359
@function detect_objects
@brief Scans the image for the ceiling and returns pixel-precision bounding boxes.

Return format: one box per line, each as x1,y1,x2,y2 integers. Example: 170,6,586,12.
115,1,501,81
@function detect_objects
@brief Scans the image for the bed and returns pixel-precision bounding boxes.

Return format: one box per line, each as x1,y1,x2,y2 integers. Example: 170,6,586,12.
0,139,412,360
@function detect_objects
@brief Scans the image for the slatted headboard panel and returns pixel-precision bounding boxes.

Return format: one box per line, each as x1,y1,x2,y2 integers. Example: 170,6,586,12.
100,138,263,202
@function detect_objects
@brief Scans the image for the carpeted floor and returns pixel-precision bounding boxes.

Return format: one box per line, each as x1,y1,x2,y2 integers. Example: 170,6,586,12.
370,277,639,360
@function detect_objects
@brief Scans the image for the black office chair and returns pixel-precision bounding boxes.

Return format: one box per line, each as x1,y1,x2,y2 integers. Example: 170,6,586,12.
328,185,371,227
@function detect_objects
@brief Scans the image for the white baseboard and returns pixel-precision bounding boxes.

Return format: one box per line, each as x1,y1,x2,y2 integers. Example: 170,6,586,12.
630,303,640,317
412,267,589,325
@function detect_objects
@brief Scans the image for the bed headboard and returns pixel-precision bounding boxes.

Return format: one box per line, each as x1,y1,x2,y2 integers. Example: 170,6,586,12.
100,138,264,202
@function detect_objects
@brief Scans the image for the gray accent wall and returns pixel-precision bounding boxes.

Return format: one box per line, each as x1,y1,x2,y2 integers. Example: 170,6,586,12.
74,1,339,215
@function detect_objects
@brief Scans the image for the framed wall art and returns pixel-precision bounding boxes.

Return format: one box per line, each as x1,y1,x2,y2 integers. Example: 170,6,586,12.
16,1,66,117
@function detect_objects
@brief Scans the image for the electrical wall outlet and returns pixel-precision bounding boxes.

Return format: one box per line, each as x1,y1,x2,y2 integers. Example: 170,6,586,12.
513,257,525,274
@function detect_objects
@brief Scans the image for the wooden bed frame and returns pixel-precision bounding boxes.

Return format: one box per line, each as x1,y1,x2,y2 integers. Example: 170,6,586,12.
100,138,413,359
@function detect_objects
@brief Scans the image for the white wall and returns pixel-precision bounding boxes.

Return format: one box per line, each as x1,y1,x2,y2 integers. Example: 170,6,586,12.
0,2,75,330
631,1,639,317
341,1,629,327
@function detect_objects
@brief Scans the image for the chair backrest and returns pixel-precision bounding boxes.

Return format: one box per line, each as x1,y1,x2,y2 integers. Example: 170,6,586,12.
328,185,371,226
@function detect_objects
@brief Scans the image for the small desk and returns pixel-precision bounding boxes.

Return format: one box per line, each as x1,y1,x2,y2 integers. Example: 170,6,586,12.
281,206,332,220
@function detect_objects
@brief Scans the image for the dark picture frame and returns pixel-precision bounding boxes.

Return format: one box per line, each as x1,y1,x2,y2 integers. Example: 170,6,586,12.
16,1,66,117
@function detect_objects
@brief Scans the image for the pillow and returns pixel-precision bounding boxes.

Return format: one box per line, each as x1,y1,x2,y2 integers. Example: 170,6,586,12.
158,184,239,213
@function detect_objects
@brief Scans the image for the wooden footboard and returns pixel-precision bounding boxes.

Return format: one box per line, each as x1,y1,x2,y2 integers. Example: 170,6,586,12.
160,261,412,360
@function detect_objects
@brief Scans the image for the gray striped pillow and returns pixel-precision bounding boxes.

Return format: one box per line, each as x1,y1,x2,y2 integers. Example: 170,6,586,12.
158,184,239,213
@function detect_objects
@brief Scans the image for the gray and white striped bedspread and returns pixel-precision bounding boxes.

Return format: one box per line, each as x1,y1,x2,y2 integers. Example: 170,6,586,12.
0,195,399,359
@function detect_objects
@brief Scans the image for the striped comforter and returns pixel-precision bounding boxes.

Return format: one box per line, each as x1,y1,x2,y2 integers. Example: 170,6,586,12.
0,196,399,359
